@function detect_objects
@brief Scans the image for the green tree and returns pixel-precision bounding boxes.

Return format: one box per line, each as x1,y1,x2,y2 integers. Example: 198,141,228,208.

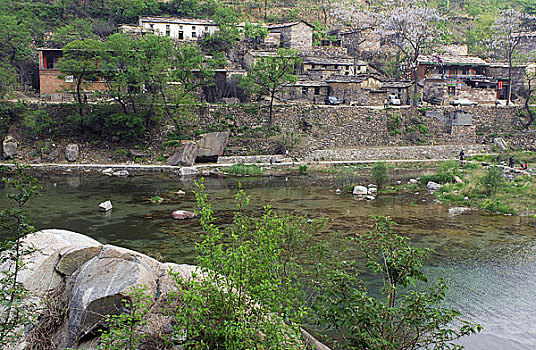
314,216,481,350
0,63,17,98
246,48,301,125
482,165,504,195
52,18,97,48
371,162,389,190
0,164,41,346
60,39,104,115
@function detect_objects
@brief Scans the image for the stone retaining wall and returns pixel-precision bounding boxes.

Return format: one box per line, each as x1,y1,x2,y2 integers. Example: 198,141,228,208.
306,144,492,162
198,105,536,155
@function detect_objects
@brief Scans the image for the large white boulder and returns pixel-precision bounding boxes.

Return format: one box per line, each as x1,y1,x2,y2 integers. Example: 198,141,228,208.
352,185,368,196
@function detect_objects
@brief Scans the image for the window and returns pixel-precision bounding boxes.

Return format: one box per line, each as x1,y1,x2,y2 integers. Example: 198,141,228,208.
314,87,320,95
149,24,154,29
43,51,62,69
192,26,196,30
166,25,171,36
302,87,309,95
448,86,456,95
179,31,184,40
311,64,316,69
205,26,209,31
192,32,197,38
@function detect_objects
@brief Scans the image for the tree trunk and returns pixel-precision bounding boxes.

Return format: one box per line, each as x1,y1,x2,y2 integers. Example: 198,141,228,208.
268,90,275,126
76,75,83,116
523,78,534,129
413,65,418,106
507,63,513,106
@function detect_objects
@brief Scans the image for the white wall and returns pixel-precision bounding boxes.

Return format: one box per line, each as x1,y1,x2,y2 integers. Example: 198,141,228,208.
140,21,219,40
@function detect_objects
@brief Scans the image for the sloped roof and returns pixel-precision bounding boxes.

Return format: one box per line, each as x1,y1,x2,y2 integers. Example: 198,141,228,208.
303,57,367,66
268,20,314,30
139,17,217,26
418,54,488,66
325,74,381,83
381,81,413,89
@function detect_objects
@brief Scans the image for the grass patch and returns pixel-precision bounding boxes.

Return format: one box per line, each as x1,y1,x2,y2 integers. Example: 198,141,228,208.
224,164,263,176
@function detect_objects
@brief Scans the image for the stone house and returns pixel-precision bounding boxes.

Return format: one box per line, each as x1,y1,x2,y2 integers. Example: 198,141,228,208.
38,48,107,99
267,21,314,49
125,17,220,41
381,81,414,105
417,54,500,104
279,79,330,102
488,63,527,100
243,50,277,69
324,74,384,104
300,57,367,77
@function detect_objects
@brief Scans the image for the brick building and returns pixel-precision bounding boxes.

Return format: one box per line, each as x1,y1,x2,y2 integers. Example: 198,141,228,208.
38,48,106,98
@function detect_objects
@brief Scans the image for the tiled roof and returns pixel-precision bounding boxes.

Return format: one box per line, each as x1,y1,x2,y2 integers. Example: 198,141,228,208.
139,17,216,26
418,55,488,66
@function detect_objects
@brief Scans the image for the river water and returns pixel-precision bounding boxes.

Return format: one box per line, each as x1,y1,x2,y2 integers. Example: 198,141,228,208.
1,171,535,349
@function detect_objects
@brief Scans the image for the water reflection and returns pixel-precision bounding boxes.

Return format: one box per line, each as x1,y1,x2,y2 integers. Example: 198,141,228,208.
0,172,535,349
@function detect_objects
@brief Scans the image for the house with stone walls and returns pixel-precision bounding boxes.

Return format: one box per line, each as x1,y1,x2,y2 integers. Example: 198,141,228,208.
324,74,384,105
38,48,107,101
279,78,330,103
300,57,368,78
267,21,314,50
417,54,499,104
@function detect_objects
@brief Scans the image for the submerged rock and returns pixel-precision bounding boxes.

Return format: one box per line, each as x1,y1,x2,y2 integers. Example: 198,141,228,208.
178,167,199,177
352,185,368,196
112,169,129,177
99,200,113,212
172,210,196,220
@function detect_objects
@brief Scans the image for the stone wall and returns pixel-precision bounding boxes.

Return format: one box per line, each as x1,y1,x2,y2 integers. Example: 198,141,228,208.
196,105,536,156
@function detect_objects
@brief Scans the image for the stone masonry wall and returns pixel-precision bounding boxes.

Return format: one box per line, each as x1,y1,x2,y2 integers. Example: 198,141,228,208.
197,105,536,156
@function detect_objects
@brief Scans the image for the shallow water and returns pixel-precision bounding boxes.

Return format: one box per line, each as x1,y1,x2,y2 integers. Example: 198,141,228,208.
1,171,535,349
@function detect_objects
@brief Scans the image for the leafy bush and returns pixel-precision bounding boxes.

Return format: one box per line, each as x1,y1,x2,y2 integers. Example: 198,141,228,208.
165,181,320,349
420,172,456,184
298,165,308,174
313,216,482,349
224,163,262,175
417,123,428,134
371,162,389,190
23,109,55,136
102,113,146,142
479,199,515,215
482,166,504,195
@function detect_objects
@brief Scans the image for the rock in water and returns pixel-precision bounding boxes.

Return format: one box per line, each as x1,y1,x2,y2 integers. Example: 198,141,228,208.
2,136,18,158
112,170,129,177
409,178,418,184
352,185,368,196
195,131,230,163
99,200,113,212
172,210,196,220
427,181,442,191
65,144,80,162
102,168,114,175
167,142,198,166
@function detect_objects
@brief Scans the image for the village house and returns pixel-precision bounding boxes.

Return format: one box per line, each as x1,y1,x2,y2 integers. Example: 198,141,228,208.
267,21,314,49
381,81,414,105
417,54,499,104
122,17,220,41
324,74,384,105
488,62,527,100
38,48,107,100
300,57,368,78
279,78,330,103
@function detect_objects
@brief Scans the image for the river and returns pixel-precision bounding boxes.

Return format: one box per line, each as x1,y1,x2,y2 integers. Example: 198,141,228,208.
1,171,535,349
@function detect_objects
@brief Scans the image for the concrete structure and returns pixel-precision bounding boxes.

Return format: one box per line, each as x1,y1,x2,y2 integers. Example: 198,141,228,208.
280,79,330,102
136,17,219,41
268,21,314,49
38,49,106,97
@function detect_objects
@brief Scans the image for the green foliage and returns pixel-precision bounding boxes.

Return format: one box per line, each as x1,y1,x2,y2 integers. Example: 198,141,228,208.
22,109,54,137
417,123,428,134
314,216,481,350
371,162,389,190
224,163,262,175
98,286,151,350
482,165,504,195
52,18,97,47
150,195,163,204
479,198,516,214
420,160,461,184
102,112,146,142
0,164,40,346
388,113,401,136
245,48,301,125
243,22,268,40
166,181,319,349
114,149,128,158
0,63,17,98
298,165,308,174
